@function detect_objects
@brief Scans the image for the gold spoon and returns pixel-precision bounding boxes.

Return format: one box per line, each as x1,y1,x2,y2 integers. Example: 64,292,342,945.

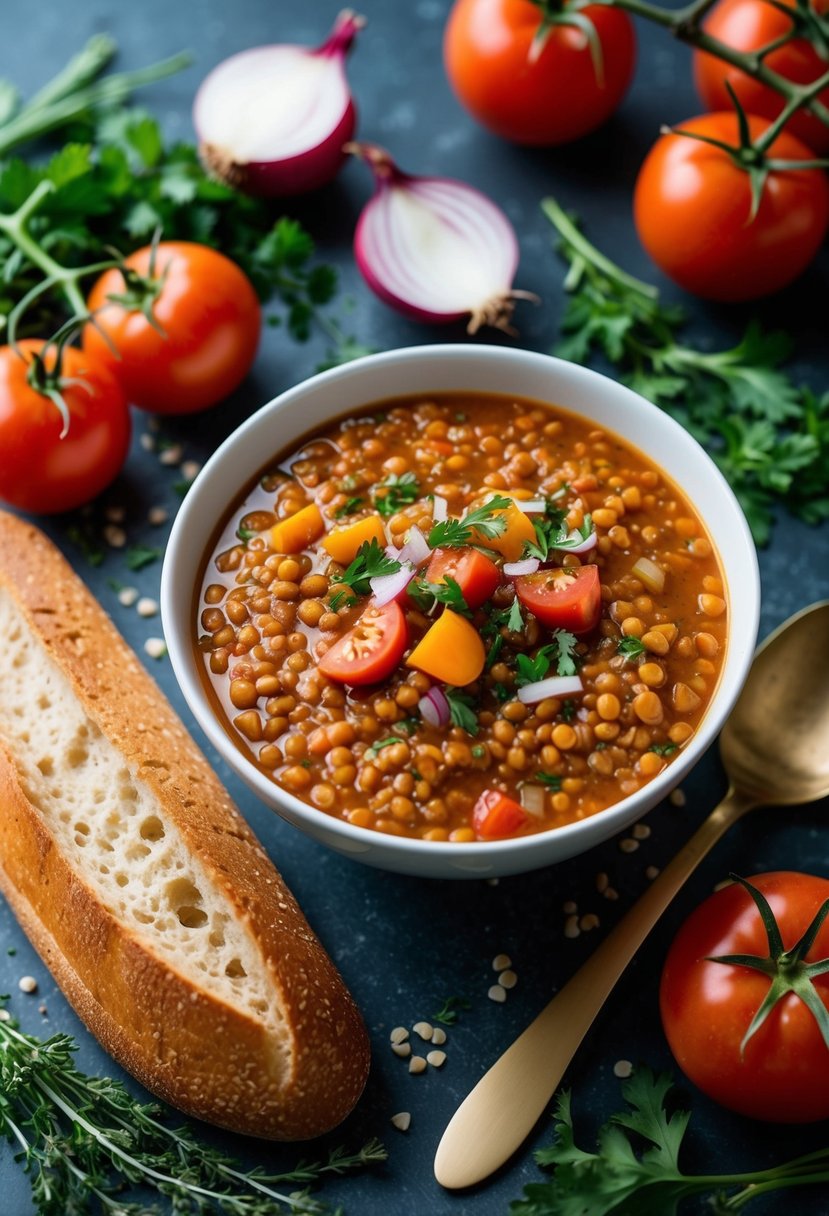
434,600,829,1191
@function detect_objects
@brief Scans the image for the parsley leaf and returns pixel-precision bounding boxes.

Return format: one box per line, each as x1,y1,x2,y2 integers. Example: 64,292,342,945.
534,772,562,790
432,996,472,1026
330,538,401,600
649,742,679,756
408,576,472,618
328,590,359,613
428,495,513,549
514,632,579,686
507,597,525,633
525,510,593,561
125,545,160,571
485,633,504,670
445,688,479,736
617,636,647,662
334,496,364,518
374,472,420,517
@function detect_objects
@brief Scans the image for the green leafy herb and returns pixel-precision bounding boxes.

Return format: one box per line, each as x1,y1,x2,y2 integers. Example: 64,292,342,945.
485,633,504,670
236,524,256,542
64,522,104,567
411,767,423,782
328,590,359,613
428,495,512,549
482,596,525,641
432,995,472,1026
514,632,579,687
507,597,525,633
408,575,472,618
0,1000,386,1215
445,688,479,736
511,1067,829,1215
330,537,401,600
543,195,829,546
494,682,511,703
368,736,401,756
617,636,647,662
534,772,562,790
334,496,364,519
471,745,487,759
649,742,679,756
125,544,161,571
173,478,193,497
561,699,575,722
374,472,420,517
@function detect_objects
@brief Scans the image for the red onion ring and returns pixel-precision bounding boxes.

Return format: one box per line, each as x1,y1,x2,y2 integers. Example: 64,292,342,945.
517,675,584,705
418,686,450,728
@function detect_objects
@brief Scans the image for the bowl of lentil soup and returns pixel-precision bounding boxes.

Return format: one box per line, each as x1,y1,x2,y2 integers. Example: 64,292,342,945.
162,345,759,879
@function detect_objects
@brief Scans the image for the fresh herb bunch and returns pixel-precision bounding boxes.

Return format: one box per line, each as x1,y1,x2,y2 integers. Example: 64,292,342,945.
512,1068,829,1215
408,575,472,617
329,538,401,609
428,496,513,549
0,1004,386,1215
374,473,420,517
543,196,829,546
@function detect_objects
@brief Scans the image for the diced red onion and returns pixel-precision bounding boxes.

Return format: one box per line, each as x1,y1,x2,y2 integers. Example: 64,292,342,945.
517,675,584,704
550,529,597,555
419,685,450,728
193,11,364,197
520,784,546,818
432,494,448,523
397,524,430,566
348,142,534,333
370,562,414,605
384,543,401,560
504,557,540,577
513,497,547,514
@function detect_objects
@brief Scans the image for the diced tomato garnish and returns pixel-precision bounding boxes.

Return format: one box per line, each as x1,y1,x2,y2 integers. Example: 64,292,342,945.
318,601,407,686
514,564,601,634
472,789,528,840
424,546,501,609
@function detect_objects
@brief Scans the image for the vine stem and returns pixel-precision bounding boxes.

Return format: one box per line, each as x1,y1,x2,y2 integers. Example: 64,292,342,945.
0,180,87,315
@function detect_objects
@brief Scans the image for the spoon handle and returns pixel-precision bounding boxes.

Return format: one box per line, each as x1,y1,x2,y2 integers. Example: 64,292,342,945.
434,786,754,1190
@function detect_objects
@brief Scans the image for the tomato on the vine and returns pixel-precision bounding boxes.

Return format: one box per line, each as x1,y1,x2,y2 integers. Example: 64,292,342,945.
83,241,261,414
0,340,130,515
695,0,829,155
633,113,829,300
443,0,636,146
660,872,829,1123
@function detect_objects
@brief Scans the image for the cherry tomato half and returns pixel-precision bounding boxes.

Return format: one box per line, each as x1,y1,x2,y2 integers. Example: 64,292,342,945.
634,113,829,301
424,546,501,609
318,601,408,686
661,872,829,1122
83,241,261,414
472,789,528,839
695,0,829,155
514,564,601,634
0,340,130,515
444,0,636,146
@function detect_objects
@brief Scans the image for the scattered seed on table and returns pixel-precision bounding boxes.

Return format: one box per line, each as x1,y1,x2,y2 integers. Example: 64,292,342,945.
409,1055,427,1074
645,865,660,880
118,587,139,607
105,505,125,523
18,976,37,994
104,524,126,548
580,913,600,932
391,1112,411,1132
144,638,167,660
595,871,609,894
564,914,581,939
614,1060,633,1079
159,444,183,466
604,886,619,901
487,877,500,886
427,1050,447,1068
562,899,578,914
390,1026,409,1045
492,953,511,971
487,985,507,1003
139,433,155,452
137,597,159,618
498,970,518,990
38,1004,47,1016
431,1027,447,1046
391,1042,411,1059
148,506,168,526
413,1021,433,1041
670,788,686,807
181,460,201,481
0,1009,10,1022
619,837,639,853
632,822,651,840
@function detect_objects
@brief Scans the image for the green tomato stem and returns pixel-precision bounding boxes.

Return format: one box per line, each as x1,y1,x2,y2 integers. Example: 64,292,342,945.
0,181,87,317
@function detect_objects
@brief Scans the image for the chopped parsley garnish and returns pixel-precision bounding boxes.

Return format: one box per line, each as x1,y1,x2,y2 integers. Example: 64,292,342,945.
471,745,487,759
368,737,400,756
484,633,504,670
618,635,647,661
445,688,479,736
507,597,525,633
125,545,161,571
524,507,593,561
562,699,576,722
408,576,472,618
649,742,679,756
432,995,472,1026
328,590,359,612
482,596,525,640
374,472,420,517
330,537,401,600
236,525,256,542
493,682,511,702
428,494,512,549
334,496,364,518
411,767,423,782
535,772,563,790
514,631,580,686
395,717,419,735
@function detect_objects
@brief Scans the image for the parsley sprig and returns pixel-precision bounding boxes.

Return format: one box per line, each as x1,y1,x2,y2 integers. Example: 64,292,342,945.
329,538,401,609
524,508,593,561
428,495,513,549
408,576,472,618
374,472,420,517
543,195,829,546
445,688,479,735
514,632,579,687
617,636,647,662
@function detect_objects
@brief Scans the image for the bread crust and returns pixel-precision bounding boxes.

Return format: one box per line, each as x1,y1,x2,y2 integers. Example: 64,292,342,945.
0,509,369,1139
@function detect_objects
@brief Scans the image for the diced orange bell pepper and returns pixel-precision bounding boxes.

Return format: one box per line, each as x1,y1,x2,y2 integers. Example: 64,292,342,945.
321,513,387,565
270,503,324,554
472,500,537,562
406,608,485,685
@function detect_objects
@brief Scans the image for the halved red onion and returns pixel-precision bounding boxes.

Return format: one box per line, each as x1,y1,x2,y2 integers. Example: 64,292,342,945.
432,494,448,523
550,529,597,555
504,557,540,577
517,675,584,704
513,498,546,514
520,784,546,818
370,562,414,605
348,142,535,333
193,11,364,197
397,524,430,567
419,685,450,728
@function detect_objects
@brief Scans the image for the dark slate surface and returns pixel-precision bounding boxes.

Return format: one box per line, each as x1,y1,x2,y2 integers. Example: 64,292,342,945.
1,3,829,1214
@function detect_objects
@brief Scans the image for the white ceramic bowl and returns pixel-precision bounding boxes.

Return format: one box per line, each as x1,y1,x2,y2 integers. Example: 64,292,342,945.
162,345,760,879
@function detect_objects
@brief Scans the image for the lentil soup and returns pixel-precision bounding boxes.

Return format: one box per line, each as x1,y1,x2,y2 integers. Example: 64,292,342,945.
195,393,727,843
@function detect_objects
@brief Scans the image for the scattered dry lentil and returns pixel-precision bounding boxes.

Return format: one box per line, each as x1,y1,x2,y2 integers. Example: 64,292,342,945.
487,985,507,1003
391,1112,411,1132
413,1021,434,1041
498,970,518,990
137,597,159,618
492,953,512,971
117,586,139,607
18,976,37,994
409,1055,427,1074
614,1060,634,1079
427,1050,447,1068
619,837,639,854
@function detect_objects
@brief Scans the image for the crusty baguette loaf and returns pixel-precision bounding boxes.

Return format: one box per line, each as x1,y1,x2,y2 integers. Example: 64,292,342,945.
0,509,369,1140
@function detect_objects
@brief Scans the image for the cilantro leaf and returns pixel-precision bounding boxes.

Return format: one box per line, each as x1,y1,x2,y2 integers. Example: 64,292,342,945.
408,576,472,618
428,495,512,549
649,742,679,756
514,632,579,687
330,538,401,600
125,545,160,571
617,636,646,662
374,472,420,517
444,688,479,736
507,597,525,633
534,772,562,790
334,496,364,519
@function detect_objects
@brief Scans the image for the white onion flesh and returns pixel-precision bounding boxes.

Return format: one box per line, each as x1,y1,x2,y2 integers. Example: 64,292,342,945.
520,784,546,817
514,498,547,514
432,494,448,523
370,562,414,605
398,524,430,567
517,675,584,704
504,558,540,577
550,529,597,555
632,556,666,593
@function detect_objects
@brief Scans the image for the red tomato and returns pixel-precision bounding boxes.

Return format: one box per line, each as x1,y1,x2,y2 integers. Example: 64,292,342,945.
83,242,261,414
634,113,829,301
472,789,528,839
424,546,501,609
660,872,829,1122
318,601,408,686
443,0,636,146
514,564,601,634
695,0,829,155
0,340,130,515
